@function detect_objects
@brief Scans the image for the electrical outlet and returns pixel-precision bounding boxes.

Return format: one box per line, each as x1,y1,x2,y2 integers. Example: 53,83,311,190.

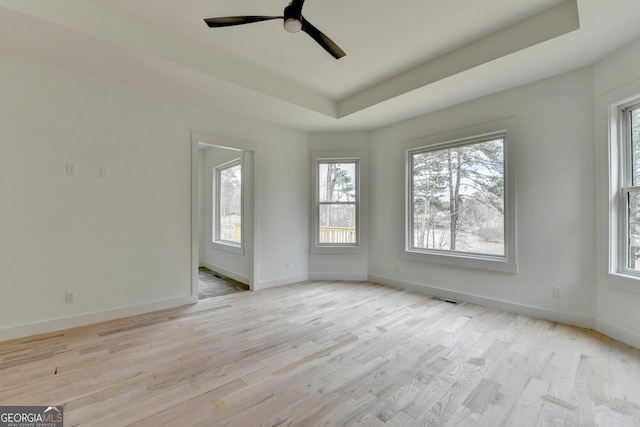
553,286,563,299
65,291,76,303
285,261,291,270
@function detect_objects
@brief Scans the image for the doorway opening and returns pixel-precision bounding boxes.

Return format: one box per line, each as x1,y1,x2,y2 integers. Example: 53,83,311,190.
191,131,257,301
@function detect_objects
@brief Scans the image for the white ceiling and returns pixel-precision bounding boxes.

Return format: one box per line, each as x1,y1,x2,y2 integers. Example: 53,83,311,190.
1,0,639,131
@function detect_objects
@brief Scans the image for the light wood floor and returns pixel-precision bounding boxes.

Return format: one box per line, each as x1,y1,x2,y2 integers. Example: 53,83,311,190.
198,267,249,300
1,281,639,426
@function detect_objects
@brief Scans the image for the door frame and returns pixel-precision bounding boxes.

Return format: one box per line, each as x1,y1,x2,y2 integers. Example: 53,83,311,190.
191,131,259,301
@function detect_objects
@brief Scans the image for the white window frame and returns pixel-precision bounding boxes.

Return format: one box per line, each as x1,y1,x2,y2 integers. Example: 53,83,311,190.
403,119,517,273
311,151,366,254
213,157,243,254
598,81,640,293
615,99,640,278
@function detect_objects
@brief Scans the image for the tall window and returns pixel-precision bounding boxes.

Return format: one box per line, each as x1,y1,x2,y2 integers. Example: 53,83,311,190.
408,133,508,261
315,160,359,246
620,102,640,275
215,159,242,245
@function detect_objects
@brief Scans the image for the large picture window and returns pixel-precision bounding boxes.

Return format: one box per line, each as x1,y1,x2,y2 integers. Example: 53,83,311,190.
409,136,505,256
405,124,516,273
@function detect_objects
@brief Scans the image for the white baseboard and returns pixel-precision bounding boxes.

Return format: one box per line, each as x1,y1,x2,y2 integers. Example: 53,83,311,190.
596,318,640,350
308,273,368,281
368,274,596,329
199,261,250,285
0,295,194,343
255,273,308,290
11,275,633,351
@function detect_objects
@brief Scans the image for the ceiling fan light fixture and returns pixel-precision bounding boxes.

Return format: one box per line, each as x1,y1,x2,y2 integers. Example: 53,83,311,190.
284,18,302,33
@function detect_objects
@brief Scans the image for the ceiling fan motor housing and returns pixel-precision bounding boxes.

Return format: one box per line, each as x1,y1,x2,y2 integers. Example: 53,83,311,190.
283,0,303,33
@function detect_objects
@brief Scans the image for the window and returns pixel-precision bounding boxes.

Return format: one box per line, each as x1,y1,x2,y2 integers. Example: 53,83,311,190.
405,124,516,273
313,158,359,248
619,102,640,275
215,159,242,246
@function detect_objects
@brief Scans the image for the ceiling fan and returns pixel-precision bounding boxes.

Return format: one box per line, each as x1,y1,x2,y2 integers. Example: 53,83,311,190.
204,0,346,59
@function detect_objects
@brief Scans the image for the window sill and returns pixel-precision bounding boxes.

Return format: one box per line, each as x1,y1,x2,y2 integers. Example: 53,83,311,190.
402,249,518,274
604,272,640,294
212,241,244,256
311,245,365,255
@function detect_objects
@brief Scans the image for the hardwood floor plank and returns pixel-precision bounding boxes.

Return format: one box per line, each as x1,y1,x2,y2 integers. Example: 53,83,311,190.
463,378,501,414
473,392,516,427
384,410,421,427
503,377,550,426
0,280,639,426
273,335,359,376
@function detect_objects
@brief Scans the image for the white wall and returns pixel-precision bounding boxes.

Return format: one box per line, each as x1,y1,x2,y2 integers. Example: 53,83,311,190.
368,67,597,328
253,133,310,289
0,51,308,340
308,132,369,280
594,39,640,349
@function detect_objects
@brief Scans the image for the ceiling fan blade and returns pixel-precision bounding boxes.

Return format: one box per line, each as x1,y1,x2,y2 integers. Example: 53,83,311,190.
301,17,346,59
204,16,282,28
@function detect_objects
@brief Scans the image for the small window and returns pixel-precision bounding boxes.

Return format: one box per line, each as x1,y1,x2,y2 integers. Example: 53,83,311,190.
314,159,359,247
214,159,242,246
405,125,516,273
619,102,640,275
